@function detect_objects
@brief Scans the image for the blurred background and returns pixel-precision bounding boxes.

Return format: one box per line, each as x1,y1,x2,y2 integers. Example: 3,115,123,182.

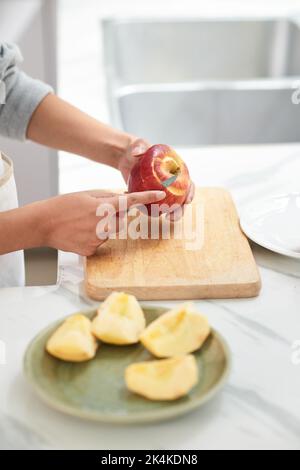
58,0,300,194
1,0,300,283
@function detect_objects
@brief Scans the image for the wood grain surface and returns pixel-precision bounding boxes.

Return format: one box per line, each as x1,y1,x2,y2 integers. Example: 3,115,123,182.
85,188,261,300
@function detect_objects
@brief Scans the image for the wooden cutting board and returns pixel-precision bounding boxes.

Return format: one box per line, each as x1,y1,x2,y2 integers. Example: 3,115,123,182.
85,188,261,300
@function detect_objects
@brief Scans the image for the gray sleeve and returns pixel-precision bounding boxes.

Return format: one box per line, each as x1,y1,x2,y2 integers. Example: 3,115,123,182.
0,42,53,141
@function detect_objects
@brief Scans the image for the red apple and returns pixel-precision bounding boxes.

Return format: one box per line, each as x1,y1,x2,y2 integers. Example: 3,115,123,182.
128,144,191,215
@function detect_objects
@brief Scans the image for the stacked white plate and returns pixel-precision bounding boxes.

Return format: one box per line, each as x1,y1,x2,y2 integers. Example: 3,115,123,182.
240,193,300,259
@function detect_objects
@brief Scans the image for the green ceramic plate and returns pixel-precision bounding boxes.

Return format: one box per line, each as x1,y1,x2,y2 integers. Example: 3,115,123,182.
24,307,231,424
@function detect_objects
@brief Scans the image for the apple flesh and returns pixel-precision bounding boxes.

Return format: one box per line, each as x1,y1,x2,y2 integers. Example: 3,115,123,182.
46,314,98,362
125,355,199,401
140,303,211,358
128,144,191,215
92,292,146,345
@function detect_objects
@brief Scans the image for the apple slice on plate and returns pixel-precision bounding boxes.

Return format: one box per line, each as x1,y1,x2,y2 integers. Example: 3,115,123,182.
46,314,98,362
125,355,199,401
140,303,211,358
92,292,146,345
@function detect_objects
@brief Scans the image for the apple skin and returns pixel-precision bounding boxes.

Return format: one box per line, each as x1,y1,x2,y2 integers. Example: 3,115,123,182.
128,144,191,215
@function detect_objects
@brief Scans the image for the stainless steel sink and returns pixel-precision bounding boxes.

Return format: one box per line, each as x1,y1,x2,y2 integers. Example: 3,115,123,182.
103,17,300,145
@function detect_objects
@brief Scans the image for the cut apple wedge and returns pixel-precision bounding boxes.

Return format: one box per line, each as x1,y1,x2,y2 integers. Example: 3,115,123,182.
92,292,146,345
125,355,198,401
46,314,98,362
140,303,211,358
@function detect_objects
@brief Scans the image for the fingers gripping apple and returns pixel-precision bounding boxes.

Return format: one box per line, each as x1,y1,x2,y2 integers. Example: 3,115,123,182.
92,292,146,345
140,303,211,358
46,314,98,362
125,355,198,401
128,144,191,215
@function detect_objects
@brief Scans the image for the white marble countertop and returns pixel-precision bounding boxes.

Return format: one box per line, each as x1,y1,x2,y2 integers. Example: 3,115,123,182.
0,144,300,450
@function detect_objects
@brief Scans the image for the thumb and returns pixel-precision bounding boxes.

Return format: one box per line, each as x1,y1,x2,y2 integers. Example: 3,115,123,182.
130,139,151,157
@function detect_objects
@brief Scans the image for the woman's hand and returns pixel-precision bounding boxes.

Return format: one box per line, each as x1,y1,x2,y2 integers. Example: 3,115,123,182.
26,95,195,221
118,138,151,184
166,181,195,222
119,138,196,221
40,189,166,256
0,189,166,257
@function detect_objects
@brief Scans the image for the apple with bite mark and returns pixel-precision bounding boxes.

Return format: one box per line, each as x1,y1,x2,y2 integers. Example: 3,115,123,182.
128,144,191,215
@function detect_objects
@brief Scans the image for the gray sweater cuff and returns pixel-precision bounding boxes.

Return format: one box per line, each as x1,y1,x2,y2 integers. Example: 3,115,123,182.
1,71,53,141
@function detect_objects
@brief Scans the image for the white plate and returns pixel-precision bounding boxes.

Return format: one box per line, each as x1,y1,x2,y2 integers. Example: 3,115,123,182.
240,192,300,259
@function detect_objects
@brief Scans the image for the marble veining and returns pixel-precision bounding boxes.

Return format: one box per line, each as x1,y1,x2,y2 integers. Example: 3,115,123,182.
0,414,49,450
225,385,300,438
1,144,300,449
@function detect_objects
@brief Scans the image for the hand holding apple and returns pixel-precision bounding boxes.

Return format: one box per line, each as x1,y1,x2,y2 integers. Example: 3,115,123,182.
128,144,193,217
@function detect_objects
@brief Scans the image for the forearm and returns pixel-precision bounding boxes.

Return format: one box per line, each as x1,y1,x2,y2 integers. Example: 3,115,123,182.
26,94,134,169
0,203,45,255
